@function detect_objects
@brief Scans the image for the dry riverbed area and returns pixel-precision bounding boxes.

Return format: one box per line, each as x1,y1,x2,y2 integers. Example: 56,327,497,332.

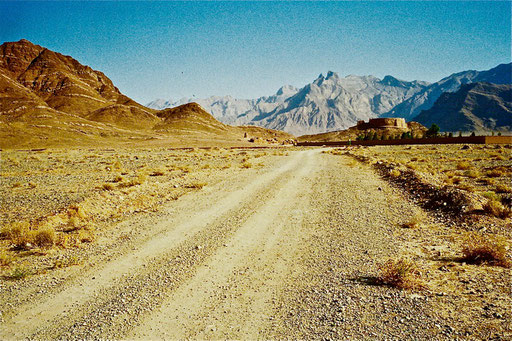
0,146,511,339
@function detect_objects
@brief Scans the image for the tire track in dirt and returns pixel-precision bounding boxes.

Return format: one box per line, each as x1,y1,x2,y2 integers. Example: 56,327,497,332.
127,150,322,339
0,150,317,340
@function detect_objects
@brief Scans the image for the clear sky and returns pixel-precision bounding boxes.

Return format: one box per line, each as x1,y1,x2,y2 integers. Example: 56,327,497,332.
1,1,510,104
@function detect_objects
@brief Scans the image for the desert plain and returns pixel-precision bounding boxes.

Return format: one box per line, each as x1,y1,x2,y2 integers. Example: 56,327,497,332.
0,143,510,339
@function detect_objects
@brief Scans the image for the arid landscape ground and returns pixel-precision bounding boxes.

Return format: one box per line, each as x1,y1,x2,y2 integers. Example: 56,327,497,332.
0,29,510,340
0,144,510,339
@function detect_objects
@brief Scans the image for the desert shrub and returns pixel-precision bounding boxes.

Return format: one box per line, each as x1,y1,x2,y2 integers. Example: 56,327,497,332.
52,255,80,269
389,169,401,177
150,169,165,176
463,170,480,178
2,222,33,248
402,215,421,229
9,266,32,280
495,184,512,193
483,199,511,218
0,250,13,266
186,182,207,189
112,160,122,170
113,175,125,183
241,161,253,169
461,234,510,267
78,229,94,243
484,178,496,186
486,169,504,178
482,191,500,201
457,183,475,192
178,166,192,173
102,183,115,191
456,161,471,170
377,258,423,289
32,228,55,248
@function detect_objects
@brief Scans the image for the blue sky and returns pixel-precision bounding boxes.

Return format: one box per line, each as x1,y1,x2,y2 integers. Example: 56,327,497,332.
1,1,510,103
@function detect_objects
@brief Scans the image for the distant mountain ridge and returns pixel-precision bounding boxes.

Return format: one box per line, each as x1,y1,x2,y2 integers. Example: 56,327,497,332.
147,84,299,124
148,63,511,135
149,72,430,136
415,82,512,132
386,63,512,120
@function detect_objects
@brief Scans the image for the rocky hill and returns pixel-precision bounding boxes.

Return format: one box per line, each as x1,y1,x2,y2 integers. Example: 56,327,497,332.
0,39,294,148
414,82,512,133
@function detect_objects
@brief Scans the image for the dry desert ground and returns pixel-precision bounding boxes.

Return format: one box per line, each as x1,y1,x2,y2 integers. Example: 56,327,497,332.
0,144,511,339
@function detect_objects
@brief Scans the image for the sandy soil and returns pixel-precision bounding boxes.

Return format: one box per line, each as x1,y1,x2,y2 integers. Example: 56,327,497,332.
1,149,510,339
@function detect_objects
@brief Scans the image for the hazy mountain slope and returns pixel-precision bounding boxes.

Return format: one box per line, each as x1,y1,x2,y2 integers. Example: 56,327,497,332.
244,72,428,135
148,85,299,124
415,82,512,132
387,63,512,120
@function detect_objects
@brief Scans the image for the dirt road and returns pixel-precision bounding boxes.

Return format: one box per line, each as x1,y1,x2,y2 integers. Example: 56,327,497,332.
1,149,508,339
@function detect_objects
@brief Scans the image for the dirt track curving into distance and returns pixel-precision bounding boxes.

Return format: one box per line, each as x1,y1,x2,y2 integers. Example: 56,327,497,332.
1,149,509,340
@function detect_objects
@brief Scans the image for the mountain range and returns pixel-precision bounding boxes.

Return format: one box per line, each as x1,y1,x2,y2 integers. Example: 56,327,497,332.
415,82,511,133
149,64,512,135
0,39,293,148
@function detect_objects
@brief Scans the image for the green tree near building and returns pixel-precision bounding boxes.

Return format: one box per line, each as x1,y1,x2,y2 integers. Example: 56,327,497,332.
426,124,440,138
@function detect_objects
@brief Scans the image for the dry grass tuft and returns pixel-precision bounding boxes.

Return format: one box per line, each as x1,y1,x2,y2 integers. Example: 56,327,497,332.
377,258,423,289
78,229,94,243
1,222,33,248
241,161,253,169
8,265,32,280
113,175,125,183
486,169,505,178
186,182,207,189
102,183,115,191
463,170,480,178
32,228,55,248
0,250,13,266
456,161,471,170
495,184,512,193
483,199,511,218
389,169,401,177
402,215,421,229
461,233,510,267
150,168,165,176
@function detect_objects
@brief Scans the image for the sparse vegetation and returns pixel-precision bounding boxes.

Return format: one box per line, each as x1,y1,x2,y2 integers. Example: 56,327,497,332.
0,250,13,266
377,258,423,289
186,182,207,189
32,228,55,248
483,199,511,218
389,169,400,177
456,161,471,170
102,183,115,191
8,265,32,280
402,215,421,229
461,233,510,267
